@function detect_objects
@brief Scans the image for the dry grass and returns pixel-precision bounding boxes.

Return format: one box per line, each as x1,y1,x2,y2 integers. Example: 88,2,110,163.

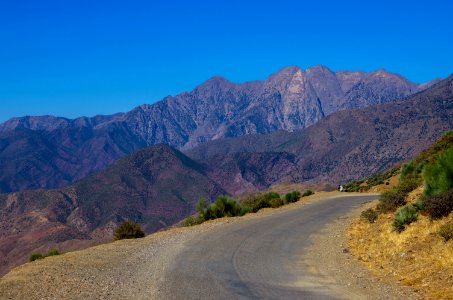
267,182,337,195
367,174,401,193
348,195,453,299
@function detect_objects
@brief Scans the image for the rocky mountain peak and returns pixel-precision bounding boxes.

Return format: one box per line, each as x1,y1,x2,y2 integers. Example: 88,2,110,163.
267,66,301,81
264,66,303,93
366,68,413,84
306,65,334,75
195,76,234,91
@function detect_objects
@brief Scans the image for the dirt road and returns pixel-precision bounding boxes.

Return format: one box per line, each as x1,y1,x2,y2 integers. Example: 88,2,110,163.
155,195,377,299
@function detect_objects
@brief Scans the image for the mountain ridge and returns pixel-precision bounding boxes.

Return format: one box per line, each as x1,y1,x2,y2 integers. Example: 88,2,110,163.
0,66,442,193
188,74,453,185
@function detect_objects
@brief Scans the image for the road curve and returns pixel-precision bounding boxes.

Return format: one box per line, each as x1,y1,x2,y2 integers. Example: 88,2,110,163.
157,195,377,300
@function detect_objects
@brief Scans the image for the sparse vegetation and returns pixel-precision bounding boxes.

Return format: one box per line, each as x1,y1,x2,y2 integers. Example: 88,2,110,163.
302,190,314,197
343,180,363,192
242,192,282,212
184,215,204,226
438,223,453,241
368,167,400,187
343,166,401,193
46,249,60,257
348,131,453,298
377,188,407,213
284,191,301,204
423,189,453,219
393,205,418,232
29,253,44,262
184,190,315,226
29,249,61,262
361,208,378,223
114,221,145,240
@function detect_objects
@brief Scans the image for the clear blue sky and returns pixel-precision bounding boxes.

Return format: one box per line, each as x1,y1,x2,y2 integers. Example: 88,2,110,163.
1,0,452,122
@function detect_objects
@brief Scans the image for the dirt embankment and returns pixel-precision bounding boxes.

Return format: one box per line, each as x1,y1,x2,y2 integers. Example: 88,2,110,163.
306,199,423,299
348,188,453,299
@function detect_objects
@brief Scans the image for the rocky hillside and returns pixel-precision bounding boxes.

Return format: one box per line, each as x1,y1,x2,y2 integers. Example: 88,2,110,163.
0,66,434,193
0,145,225,276
188,74,453,184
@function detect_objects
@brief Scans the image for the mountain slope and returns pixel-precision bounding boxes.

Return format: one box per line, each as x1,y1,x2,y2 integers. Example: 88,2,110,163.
0,145,225,276
188,74,453,184
0,66,431,193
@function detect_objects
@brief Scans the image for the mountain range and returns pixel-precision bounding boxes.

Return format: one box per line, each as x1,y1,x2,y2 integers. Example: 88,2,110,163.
189,74,453,187
0,66,440,193
0,69,452,276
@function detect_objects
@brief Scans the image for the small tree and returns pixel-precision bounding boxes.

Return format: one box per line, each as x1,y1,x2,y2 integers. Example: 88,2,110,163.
424,148,453,197
114,221,145,240
196,198,207,220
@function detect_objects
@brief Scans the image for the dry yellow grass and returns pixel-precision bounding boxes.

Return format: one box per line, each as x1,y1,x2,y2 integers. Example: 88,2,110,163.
367,174,401,193
348,192,453,299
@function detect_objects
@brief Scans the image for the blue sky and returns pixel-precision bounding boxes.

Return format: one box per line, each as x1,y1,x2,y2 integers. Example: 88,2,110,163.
1,0,452,122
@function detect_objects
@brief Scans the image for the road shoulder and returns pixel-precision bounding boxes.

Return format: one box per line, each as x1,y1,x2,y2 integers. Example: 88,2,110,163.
304,199,424,299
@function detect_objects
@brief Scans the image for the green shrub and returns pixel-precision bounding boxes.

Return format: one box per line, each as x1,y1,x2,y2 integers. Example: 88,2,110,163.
400,161,417,181
397,177,420,194
367,174,384,186
438,223,453,241
264,192,281,205
377,188,407,213
393,205,418,232
343,180,363,192
29,249,61,262
204,196,246,219
114,221,145,240
361,208,378,223
302,190,314,197
184,215,203,226
423,189,453,219
269,197,284,208
30,253,44,262
412,199,424,211
242,192,281,212
424,148,453,197
195,198,208,220
46,249,60,257
284,191,301,203
398,160,424,195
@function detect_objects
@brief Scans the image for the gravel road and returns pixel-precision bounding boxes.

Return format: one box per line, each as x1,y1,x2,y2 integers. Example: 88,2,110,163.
156,195,378,299
0,193,419,299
